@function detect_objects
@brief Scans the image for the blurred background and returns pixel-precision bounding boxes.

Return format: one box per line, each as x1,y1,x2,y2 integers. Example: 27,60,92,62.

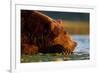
42,11,89,35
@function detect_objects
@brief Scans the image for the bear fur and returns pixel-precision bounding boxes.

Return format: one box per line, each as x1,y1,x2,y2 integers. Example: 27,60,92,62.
21,10,77,56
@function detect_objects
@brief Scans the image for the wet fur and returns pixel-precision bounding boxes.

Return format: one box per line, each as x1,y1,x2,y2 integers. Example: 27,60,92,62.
21,10,77,56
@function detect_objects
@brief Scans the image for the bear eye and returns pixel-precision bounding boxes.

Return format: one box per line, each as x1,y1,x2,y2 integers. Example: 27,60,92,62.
64,31,69,34
64,31,67,34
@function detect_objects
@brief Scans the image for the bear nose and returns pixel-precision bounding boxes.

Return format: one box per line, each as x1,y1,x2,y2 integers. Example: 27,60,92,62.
74,41,77,47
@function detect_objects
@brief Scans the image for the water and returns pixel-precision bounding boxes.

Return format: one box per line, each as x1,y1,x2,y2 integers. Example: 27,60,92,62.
68,35,89,60
21,35,90,63
73,35,89,53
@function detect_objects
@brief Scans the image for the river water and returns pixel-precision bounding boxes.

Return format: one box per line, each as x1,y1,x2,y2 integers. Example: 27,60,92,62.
65,35,89,60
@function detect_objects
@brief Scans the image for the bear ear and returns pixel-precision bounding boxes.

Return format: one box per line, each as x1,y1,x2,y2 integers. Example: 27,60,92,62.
56,19,62,24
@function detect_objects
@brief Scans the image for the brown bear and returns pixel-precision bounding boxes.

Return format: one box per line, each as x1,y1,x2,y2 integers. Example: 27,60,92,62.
21,10,77,56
